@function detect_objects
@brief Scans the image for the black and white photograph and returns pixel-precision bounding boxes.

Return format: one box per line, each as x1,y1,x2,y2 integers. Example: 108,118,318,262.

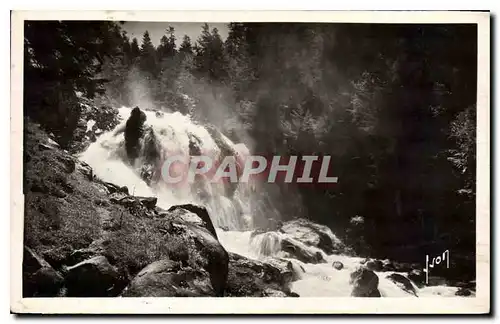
10,10,490,314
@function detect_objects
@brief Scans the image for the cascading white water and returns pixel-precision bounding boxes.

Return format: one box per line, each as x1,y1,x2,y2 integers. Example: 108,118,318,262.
80,106,248,229
79,105,462,298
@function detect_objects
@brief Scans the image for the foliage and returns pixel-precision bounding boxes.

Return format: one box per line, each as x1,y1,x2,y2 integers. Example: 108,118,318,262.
24,21,124,146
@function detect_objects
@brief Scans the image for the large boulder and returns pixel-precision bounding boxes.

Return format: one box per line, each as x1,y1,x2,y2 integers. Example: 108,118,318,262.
225,253,296,297
349,266,381,297
162,205,229,296
281,237,326,264
65,255,127,297
23,246,64,297
386,273,417,296
279,218,345,255
121,260,214,297
365,259,384,272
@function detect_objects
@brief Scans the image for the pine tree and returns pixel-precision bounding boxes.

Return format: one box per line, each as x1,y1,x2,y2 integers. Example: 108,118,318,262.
157,26,177,60
179,35,193,55
130,37,141,61
139,30,158,77
194,24,227,83
24,21,123,145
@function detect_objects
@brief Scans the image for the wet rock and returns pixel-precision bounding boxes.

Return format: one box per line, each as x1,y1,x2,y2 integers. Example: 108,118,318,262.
386,273,417,296
281,237,326,264
121,260,214,297
332,261,344,270
455,287,473,297
360,258,369,264
280,218,345,254
140,164,155,185
65,255,127,297
23,246,64,297
349,266,381,297
365,260,384,272
408,269,425,288
225,253,296,297
188,133,202,156
264,258,294,285
382,261,396,272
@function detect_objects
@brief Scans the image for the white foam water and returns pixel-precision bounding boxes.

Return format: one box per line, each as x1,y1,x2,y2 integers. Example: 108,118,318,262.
79,105,464,298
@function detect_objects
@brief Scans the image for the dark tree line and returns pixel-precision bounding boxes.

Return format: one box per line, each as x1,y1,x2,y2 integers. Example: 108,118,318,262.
23,21,477,279
24,21,124,146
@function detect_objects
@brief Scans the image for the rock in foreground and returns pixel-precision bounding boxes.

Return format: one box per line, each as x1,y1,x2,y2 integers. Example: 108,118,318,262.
65,255,127,297
280,218,346,255
386,273,417,296
121,260,215,297
349,266,381,297
163,206,229,296
23,246,64,297
281,237,326,264
225,253,297,297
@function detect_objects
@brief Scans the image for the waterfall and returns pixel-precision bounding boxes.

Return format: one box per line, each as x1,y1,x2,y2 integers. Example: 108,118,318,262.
79,106,253,230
